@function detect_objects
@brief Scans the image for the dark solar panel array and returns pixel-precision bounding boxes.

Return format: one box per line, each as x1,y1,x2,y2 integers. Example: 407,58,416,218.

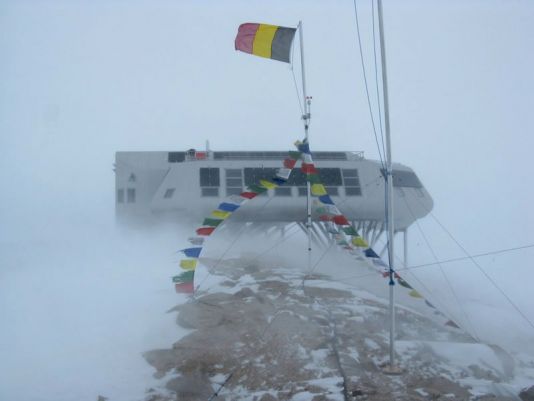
214,151,348,160
169,151,351,162
168,152,186,162
244,168,343,186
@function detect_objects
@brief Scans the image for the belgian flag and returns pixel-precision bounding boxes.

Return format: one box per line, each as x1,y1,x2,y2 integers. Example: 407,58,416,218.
235,23,296,63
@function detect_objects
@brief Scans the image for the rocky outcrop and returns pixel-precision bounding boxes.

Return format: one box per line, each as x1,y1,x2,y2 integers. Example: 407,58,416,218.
520,385,534,401
143,259,529,401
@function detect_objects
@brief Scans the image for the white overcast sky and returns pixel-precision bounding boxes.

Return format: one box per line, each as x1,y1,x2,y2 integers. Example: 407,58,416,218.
1,0,533,246
1,0,533,316
1,1,534,398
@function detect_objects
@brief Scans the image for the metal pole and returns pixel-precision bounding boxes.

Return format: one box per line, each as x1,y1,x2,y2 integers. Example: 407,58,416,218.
377,0,400,373
298,21,310,133
404,229,408,270
298,21,312,271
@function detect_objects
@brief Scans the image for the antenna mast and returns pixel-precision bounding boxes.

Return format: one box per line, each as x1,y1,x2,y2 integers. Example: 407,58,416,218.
298,20,313,272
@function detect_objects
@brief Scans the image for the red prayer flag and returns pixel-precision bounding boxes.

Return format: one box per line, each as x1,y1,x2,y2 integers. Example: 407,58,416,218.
196,227,216,236
283,158,297,169
175,282,194,293
240,191,258,199
333,215,350,226
301,163,317,175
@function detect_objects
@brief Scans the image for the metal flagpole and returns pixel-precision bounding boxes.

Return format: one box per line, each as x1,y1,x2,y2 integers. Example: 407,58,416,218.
298,20,312,272
377,0,401,374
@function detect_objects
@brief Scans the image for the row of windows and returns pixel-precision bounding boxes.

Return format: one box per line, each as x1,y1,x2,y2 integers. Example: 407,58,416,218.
117,188,136,203
197,167,361,197
118,168,421,202
200,167,358,187
200,167,422,189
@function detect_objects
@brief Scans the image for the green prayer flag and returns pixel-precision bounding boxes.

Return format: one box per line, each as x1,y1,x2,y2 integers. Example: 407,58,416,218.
202,218,223,227
173,270,194,283
342,226,358,236
248,184,267,193
307,173,321,184
288,151,302,160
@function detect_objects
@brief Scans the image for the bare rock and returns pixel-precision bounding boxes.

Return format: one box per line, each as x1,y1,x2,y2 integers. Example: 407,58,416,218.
259,393,278,401
165,373,214,400
143,349,179,375
303,286,353,299
234,287,255,298
520,386,534,401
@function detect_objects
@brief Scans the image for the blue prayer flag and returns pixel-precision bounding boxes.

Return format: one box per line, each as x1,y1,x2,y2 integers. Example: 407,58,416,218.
318,195,334,205
365,248,379,258
218,202,240,212
297,142,311,154
181,247,202,258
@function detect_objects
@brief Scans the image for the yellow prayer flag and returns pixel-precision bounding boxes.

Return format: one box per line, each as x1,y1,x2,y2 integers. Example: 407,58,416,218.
311,184,327,196
180,259,198,270
351,236,369,248
211,210,231,219
260,179,278,190
409,290,423,298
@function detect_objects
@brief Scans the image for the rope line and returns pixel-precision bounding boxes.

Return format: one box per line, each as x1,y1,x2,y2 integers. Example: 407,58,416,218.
289,32,304,116
406,194,534,332
406,244,534,269
352,0,385,169
325,243,534,283
402,196,480,339
371,0,387,155
420,205,534,332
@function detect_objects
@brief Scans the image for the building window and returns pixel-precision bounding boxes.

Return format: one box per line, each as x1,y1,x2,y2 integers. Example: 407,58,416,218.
343,169,362,196
286,168,342,186
226,169,242,196
275,187,292,196
163,188,175,199
117,189,124,203
345,187,362,196
200,168,220,197
325,187,339,196
128,173,136,182
298,187,307,197
226,188,242,196
127,188,136,203
319,169,342,185
287,170,307,186
392,170,422,188
202,187,219,197
244,168,278,186
200,168,220,187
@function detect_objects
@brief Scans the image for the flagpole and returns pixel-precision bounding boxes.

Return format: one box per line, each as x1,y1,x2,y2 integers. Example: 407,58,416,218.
377,0,401,375
298,21,312,272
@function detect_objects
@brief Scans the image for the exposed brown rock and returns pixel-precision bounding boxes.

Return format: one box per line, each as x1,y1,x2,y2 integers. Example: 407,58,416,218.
143,260,524,401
